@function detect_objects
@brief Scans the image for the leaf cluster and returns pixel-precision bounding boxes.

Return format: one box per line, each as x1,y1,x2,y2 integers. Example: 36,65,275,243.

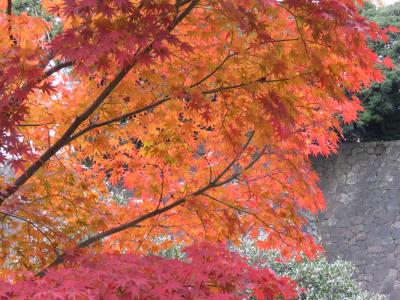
0,242,297,299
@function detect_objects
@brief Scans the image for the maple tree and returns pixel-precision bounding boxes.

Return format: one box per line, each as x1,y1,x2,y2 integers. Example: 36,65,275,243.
0,0,395,298
0,242,298,299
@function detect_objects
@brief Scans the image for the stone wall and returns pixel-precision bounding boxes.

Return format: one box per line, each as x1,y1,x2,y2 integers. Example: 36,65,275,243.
313,141,400,296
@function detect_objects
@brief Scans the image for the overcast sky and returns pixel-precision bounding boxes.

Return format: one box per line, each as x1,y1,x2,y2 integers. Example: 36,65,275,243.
383,0,398,5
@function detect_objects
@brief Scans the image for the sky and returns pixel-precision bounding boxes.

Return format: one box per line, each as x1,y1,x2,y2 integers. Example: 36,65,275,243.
382,0,398,4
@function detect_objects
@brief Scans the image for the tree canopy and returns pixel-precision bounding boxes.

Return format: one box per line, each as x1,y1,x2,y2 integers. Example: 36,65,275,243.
0,0,393,298
344,1,400,141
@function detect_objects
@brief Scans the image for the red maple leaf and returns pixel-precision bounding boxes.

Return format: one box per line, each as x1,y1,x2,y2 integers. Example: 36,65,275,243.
383,56,395,69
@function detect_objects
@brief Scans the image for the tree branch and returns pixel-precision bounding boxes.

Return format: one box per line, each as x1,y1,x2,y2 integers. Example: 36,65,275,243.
202,73,309,95
210,131,254,185
1,66,135,206
37,129,259,276
66,97,171,144
0,211,59,257
52,71,304,148
16,122,54,127
6,0,12,15
212,144,268,188
200,193,289,246
42,61,73,80
170,0,199,28
0,1,199,206
190,52,237,88
62,50,238,144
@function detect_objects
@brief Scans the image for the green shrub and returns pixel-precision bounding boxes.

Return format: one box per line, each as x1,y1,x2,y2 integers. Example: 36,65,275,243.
236,239,385,300
157,238,384,299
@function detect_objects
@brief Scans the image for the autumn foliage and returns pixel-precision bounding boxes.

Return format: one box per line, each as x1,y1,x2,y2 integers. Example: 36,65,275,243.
0,0,394,298
0,242,298,299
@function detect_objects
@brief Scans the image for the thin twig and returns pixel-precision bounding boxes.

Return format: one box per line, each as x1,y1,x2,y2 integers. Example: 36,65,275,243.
0,211,59,256
200,193,289,246
37,131,259,276
190,52,237,88
211,131,255,185
202,73,309,95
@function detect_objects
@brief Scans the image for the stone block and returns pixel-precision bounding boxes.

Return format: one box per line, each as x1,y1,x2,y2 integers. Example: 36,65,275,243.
380,269,398,295
351,216,364,225
375,144,386,155
391,227,400,240
356,232,367,241
368,245,384,254
389,281,400,300
352,224,364,233
314,141,400,293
